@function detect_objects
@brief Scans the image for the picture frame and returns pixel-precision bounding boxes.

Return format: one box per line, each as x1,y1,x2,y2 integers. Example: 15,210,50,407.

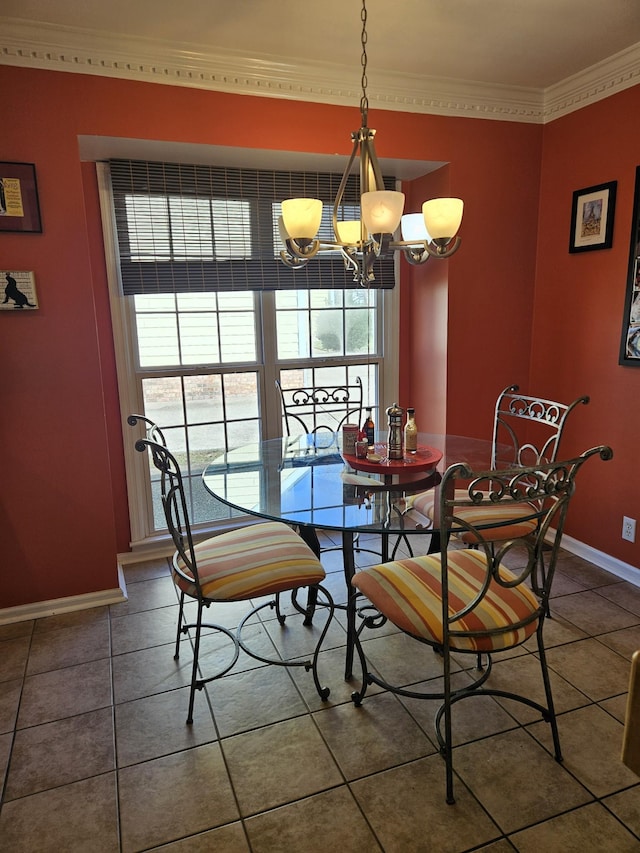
0,161,42,233
619,166,640,366
0,270,39,311
569,180,616,253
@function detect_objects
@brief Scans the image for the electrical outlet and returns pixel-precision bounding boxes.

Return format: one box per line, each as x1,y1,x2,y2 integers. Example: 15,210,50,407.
623,516,636,543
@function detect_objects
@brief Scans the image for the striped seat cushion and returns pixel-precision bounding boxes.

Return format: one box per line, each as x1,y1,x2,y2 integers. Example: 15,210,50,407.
407,489,537,543
174,521,325,601
352,549,540,652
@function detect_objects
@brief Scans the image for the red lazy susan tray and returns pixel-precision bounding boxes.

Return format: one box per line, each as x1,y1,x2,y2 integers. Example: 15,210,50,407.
342,443,443,476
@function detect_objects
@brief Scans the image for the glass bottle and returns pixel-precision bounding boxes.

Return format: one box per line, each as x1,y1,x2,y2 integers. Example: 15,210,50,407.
363,407,375,447
386,402,404,460
404,407,418,454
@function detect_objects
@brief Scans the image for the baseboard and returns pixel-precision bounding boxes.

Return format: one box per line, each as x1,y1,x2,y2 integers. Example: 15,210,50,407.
0,563,128,627
560,533,640,586
1,536,637,628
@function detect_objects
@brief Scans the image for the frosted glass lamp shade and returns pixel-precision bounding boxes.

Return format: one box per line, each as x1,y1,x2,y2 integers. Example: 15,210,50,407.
281,198,323,240
401,212,431,243
278,215,290,245
422,198,464,240
361,190,405,235
336,220,362,244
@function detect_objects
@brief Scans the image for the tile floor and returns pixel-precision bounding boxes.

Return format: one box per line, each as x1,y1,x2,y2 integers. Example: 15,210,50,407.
1,533,640,852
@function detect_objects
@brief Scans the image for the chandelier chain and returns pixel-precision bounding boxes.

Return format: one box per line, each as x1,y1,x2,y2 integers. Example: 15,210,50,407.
360,0,369,125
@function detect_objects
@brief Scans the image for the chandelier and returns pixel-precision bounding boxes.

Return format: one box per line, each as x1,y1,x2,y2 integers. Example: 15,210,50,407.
278,0,463,287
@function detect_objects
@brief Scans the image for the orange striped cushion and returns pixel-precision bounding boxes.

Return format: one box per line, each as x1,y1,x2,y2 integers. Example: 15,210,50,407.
174,521,325,601
352,549,540,652
407,489,537,543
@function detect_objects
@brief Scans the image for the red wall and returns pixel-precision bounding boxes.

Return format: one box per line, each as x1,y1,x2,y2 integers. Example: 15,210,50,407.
0,64,636,609
532,85,640,563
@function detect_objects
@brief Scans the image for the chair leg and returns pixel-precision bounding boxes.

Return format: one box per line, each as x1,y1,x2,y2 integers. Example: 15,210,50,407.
441,644,456,804
536,624,562,762
186,600,204,725
295,525,321,625
174,590,186,660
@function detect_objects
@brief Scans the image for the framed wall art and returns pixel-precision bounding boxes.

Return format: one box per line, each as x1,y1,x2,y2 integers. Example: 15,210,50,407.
0,270,39,310
620,166,640,365
0,162,42,233
569,180,616,253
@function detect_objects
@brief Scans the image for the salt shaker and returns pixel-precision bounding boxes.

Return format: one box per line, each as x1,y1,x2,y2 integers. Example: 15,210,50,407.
386,402,404,460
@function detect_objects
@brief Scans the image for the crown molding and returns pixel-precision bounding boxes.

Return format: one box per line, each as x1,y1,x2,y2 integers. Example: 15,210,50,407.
1,18,639,125
544,41,640,120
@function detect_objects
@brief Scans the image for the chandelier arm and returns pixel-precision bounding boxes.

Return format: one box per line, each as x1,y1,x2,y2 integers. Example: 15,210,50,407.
400,247,430,266
332,134,361,244
284,237,322,260
279,250,309,269
359,131,384,194
424,236,462,259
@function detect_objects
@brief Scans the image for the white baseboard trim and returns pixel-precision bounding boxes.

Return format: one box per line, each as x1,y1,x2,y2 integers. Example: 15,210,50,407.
560,534,640,586
0,564,128,627
2,536,637,628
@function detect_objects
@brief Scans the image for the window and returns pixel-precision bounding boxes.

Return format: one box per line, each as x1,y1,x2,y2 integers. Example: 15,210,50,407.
99,160,395,549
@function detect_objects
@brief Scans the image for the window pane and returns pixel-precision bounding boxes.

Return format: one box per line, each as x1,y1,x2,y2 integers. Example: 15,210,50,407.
312,309,343,356
218,291,254,310
276,290,308,309
135,293,176,312
137,313,180,366
310,290,343,308
178,313,220,364
187,423,227,474
142,378,184,426
223,373,260,422
277,308,310,360
219,312,257,362
184,374,224,424
177,292,217,311
345,308,376,355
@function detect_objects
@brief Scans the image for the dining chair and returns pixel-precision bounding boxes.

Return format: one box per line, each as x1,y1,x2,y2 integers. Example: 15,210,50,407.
129,415,335,724
275,376,365,445
350,444,613,803
407,384,590,549
275,375,384,602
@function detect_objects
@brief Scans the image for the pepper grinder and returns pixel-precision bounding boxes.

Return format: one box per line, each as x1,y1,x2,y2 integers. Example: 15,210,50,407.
386,402,404,460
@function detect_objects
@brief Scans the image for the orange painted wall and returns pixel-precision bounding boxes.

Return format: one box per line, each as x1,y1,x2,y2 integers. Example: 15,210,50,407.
532,85,640,566
0,63,634,609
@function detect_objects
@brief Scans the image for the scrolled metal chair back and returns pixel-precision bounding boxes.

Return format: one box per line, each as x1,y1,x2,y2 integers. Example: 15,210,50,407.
127,414,168,448
134,435,203,599
440,445,613,614
492,384,589,468
275,377,365,442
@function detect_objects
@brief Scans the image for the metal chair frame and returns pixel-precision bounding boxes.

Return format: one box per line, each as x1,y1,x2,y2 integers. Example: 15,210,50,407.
351,445,613,803
129,415,334,724
275,377,365,445
492,384,590,467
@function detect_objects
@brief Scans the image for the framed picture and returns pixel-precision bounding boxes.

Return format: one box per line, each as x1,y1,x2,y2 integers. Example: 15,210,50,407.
0,162,42,233
620,167,640,365
569,180,616,253
0,270,39,311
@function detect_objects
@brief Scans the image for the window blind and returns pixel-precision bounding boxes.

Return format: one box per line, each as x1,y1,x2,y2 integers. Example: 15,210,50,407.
109,158,396,294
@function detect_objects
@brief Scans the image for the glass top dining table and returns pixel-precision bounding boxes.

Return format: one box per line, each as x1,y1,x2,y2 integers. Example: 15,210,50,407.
202,432,496,679
202,432,496,539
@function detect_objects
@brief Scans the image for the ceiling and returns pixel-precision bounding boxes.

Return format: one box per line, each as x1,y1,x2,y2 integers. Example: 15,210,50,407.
2,0,640,124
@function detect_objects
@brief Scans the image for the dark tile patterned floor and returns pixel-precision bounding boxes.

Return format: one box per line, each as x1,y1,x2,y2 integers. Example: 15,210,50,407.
1,533,639,852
